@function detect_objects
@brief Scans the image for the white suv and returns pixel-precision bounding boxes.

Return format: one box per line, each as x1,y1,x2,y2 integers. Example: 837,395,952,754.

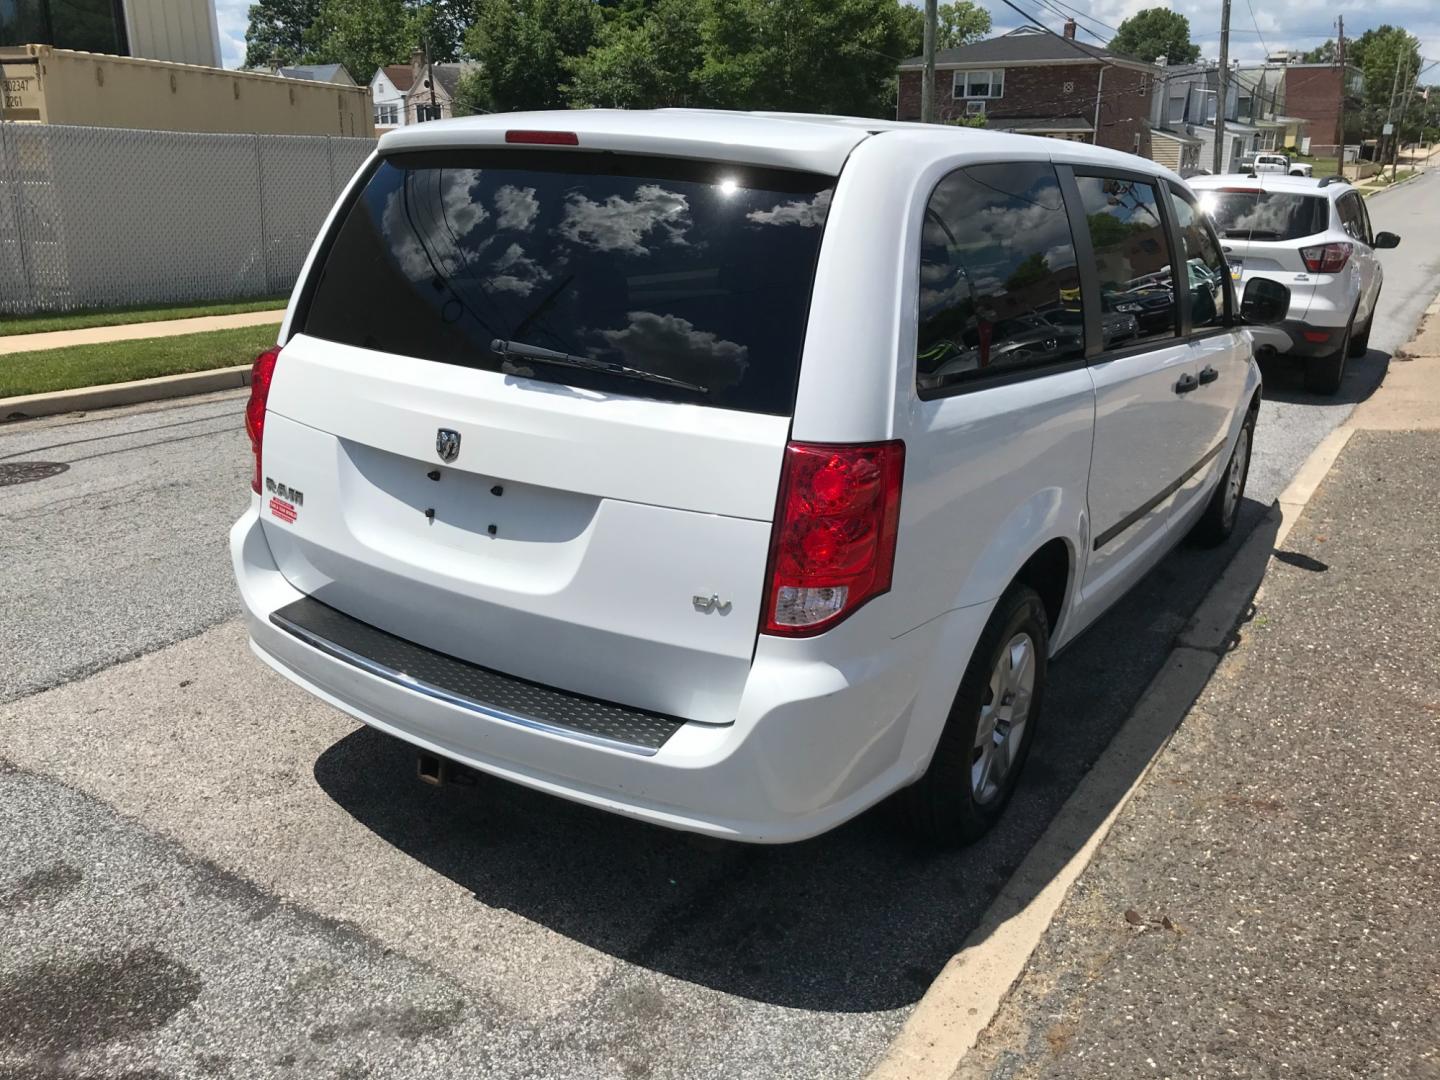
232,111,1287,844
1189,173,1399,394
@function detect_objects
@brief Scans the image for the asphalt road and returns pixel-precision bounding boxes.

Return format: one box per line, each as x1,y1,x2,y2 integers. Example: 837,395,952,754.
1,172,1436,1080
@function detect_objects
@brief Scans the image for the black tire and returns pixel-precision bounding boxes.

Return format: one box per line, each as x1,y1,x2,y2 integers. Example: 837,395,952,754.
1348,293,1378,358
1190,408,1255,547
894,585,1049,845
1304,315,1353,395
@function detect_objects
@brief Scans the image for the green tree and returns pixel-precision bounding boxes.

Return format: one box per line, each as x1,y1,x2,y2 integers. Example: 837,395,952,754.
462,0,602,112
1346,26,1422,139
568,0,919,117
937,1,991,50
1300,39,1338,64
1107,8,1199,65
567,0,706,108
305,0,412,83
1004,252,1048,291
409,0,471,62
243,0,322,68
696,0,917,117
895,0,990,56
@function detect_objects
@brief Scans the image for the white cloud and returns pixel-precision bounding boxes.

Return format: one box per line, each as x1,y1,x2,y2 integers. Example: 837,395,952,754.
746,189,833,227
380,170,489,283
599,311,749,390
558,186,690,255
484,243,550,295
494,185,540,231
212,0,249,68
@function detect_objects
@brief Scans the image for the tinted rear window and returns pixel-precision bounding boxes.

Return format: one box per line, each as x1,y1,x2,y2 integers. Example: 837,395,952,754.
301,151,835,415
1201,190,1329,242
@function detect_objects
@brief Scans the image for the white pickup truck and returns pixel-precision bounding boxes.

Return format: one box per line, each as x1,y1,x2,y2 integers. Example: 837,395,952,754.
1251,152,1313,177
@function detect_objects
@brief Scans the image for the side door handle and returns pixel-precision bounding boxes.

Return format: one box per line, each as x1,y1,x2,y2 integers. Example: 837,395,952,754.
1174,373,1199,395
1198,365,1219,385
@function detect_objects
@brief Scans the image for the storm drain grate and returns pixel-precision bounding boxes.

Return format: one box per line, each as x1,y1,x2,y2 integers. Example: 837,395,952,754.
0,461,70,487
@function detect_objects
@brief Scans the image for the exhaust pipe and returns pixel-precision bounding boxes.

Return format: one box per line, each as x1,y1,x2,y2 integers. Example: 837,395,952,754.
416,752,477,787
417,751,448,786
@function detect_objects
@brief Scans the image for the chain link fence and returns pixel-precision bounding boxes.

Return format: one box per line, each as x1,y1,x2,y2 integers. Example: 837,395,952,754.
0,123,375,315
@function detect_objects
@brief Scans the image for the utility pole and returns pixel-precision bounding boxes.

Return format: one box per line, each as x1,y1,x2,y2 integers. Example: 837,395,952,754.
1393,66,1420,180
425,37,437,120
921,0,937,124
1213,0,1230,173
1335,17,1346,175
1383,56,1404,164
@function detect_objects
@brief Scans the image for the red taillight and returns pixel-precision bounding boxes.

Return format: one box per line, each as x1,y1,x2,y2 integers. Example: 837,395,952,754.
1300,241,1351,274
1301,329,1333,344
505,130,579,145
245,346,281,494
762,440,905,637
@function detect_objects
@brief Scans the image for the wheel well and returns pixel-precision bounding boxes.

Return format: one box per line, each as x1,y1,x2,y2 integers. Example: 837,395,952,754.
1013,539,1070,635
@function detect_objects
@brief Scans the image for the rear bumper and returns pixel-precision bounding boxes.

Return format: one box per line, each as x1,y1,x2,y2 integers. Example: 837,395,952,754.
1268,319,1346,358
231,503,973,842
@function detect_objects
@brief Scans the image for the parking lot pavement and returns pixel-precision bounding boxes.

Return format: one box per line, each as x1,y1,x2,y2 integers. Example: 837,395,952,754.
0,392,250,703
954,428,1440,1080
0,507,1274,1080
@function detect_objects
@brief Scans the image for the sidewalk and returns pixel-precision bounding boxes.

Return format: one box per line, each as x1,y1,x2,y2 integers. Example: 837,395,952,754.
953,311,1440,1079
0,309,283,356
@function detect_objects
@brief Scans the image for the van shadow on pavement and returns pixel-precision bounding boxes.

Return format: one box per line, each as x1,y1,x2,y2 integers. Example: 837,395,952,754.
313,491,1272,1015
1259,345,1390,407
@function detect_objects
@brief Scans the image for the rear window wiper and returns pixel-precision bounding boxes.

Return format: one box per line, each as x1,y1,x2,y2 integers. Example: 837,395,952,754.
490,339,710,394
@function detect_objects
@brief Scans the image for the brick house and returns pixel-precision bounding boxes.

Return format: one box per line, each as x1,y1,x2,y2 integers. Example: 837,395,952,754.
1274,63,1364,158
896,26,1158,157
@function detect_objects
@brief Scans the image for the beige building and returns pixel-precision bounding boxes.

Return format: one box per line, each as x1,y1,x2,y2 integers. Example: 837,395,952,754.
0,45,374,136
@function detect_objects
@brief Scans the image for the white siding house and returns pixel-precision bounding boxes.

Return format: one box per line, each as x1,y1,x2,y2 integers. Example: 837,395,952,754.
370,62,415,130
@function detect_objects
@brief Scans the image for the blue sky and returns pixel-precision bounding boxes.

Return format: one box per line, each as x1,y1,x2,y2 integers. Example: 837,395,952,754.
211,0,1440,80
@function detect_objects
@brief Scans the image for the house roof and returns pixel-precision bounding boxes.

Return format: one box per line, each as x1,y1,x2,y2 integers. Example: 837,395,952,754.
428,62,477,99
990,116,1094,133
278,63,353,85
899,30,1156,72
381,64,415,92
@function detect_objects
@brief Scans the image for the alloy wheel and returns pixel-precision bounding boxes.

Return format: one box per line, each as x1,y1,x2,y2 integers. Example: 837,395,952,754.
972,632,1036,805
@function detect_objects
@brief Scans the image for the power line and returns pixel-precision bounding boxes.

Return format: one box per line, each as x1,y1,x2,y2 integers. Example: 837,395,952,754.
1040,0,1119,36
1030,0,1110,45
991,0,1114,65
1241,0,1270,59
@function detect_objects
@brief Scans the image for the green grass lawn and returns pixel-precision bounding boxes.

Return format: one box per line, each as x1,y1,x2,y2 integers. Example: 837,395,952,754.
0,297,287,337
1284,154,1339,176
0,324,278,398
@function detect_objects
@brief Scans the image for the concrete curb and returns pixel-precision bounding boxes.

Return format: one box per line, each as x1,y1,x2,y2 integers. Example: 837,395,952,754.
868,438,1356,1079
1358,169,1425,198
0,365,251,422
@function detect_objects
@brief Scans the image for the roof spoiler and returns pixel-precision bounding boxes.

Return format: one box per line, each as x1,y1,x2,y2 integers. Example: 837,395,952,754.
1317,175,1348,187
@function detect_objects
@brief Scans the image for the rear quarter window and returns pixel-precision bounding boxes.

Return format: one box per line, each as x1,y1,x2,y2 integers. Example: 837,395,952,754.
915,161,1086,396
299,151,835,416
1200,189,1329,242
